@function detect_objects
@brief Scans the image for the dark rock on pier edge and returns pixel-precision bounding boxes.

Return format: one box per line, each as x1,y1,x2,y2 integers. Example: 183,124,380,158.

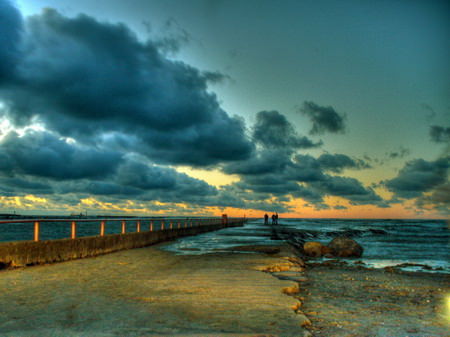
269,225,364,258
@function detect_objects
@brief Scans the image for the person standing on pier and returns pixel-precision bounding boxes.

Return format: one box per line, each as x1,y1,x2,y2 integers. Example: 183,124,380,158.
264,213,269,225
271,213,276,225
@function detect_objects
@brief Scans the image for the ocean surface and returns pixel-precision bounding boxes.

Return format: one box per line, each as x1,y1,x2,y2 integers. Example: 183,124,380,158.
0,217,448,274
163,218,450,274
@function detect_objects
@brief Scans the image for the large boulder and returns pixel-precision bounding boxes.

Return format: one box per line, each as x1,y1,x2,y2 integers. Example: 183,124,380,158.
303,241,325,257
327,237,363,257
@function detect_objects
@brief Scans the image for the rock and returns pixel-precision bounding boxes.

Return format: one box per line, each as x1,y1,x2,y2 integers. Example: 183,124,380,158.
256,262,295,273
327,236,363,257
282,256,306,267
291,301,302,312
289,266,305,272
321,245,332,255
303,241,324,257
282,284,300,295
298,314,312,327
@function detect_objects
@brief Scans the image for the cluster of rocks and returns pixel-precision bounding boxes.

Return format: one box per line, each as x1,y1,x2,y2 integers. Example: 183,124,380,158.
303,236,363,258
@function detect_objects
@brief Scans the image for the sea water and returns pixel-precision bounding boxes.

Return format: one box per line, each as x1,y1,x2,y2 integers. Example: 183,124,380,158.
163,218,450,274
1,217,448,274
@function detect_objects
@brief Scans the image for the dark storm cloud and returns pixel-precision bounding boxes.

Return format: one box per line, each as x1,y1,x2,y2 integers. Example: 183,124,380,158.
116,160,177,190
428,183,450,205
0,176,52,195
415,183,450,215
430,126,450,143
236,174,302,195
222,149,292,175
226,151,382,208
384,157,450,199
317,153,371,173
311,176,383,205
0,130,121,180
224,111,321,176
288,155,326,182
0,0,22,82
300,101,346,135
57,163,218,203
253,110,322,149
60,154,218,203
0,131,218,204
209,185,292,213
57,180,141,197
0,8,253,166
291,185,325,204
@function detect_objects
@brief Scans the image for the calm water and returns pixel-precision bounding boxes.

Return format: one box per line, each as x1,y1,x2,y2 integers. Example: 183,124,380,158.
0,217,183,242
163,218,450,274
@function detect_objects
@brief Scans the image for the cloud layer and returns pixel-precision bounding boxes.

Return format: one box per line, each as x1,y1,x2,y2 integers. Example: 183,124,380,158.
384,157,450,199
300,101,346,135
0,1,446,216
430,126,450,144
0,0,22,82
0,7,253,167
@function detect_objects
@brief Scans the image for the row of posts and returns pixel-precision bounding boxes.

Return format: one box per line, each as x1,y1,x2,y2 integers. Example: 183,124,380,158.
32,219,221,242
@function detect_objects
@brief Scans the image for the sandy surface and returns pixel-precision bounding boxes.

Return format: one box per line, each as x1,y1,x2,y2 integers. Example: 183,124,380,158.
300,261,450,337
0,243,309,337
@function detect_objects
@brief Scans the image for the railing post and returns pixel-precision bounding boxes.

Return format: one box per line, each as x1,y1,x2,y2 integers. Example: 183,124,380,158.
100,221,105,236
34,221,40,242
170,221,173,230
150,221,153,232
161,221,165,230
121,220,126,234
71,221,77,239
136,220,141,233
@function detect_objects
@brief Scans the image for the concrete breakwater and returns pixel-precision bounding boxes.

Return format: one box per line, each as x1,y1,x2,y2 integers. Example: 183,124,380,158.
0,219,245,267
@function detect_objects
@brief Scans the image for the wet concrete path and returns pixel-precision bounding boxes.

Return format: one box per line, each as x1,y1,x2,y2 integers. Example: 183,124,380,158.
0,243,307,337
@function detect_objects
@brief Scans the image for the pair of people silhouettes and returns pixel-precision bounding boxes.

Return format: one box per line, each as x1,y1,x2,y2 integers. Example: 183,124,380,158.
264,213,278,225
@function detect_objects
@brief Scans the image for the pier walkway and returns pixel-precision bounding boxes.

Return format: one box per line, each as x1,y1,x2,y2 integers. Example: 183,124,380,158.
0,217,244,267
0,241,308,336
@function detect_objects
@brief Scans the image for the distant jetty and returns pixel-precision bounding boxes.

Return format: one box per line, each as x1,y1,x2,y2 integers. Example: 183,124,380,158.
0,213,21,219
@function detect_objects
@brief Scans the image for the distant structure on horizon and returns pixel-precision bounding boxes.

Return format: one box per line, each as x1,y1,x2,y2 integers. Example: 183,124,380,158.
0,212,21,219
70,211,88,218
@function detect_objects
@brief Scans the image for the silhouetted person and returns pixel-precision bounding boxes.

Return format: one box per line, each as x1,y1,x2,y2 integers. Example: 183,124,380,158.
271,214,276,225
264,213,269,225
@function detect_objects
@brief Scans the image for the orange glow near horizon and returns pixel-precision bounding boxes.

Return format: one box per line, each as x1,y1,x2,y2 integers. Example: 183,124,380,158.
0,194,447,220
208,197,448,220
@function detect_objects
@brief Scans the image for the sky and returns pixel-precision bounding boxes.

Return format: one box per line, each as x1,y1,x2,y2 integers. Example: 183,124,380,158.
0,0,449,218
